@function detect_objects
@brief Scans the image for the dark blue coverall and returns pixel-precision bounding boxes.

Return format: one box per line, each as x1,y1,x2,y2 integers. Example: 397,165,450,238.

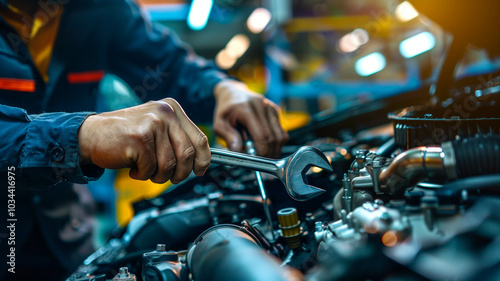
0,0,227,279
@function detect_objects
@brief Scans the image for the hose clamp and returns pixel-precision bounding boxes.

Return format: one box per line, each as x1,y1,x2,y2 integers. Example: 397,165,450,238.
441,141,458,180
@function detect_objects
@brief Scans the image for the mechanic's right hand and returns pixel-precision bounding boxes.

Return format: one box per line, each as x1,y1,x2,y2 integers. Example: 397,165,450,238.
78,98,210,184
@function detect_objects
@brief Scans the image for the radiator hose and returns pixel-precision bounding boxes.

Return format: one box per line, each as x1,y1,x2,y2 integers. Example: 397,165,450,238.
378,134,500,195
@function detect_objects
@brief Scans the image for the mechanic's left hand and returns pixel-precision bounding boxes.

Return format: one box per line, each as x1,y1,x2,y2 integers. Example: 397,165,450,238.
213,80,288,158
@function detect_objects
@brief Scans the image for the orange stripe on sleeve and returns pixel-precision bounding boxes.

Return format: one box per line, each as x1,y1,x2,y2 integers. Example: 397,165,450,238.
67,70,105,84
0,78,36,92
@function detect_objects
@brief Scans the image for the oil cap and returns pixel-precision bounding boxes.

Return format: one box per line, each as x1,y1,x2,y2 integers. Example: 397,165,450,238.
277,208,302,248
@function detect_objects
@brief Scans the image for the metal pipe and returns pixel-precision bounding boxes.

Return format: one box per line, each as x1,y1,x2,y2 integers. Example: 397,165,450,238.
245,140,276,240
377,134,500,195
378,147,446,195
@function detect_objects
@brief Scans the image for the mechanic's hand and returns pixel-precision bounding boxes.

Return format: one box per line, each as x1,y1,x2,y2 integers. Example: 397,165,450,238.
78,98,210,184
213,80,288,158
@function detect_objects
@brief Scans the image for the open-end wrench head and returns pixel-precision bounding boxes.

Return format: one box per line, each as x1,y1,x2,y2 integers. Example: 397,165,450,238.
284,146,332,201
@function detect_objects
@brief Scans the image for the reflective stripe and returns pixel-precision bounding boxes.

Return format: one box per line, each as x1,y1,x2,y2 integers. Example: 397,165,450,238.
67,70,105,84
0,78,36,92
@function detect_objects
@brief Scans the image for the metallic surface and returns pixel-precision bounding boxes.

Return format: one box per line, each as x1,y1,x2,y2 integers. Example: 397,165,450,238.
378,147,446,195
342,174,352,213
277,208,302,248
441,141,458,180
245,139,276,240
113,267,136,281
210,146,332,201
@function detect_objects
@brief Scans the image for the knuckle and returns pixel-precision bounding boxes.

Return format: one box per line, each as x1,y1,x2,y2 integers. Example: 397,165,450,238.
144,112,162,126
152,157,176,183
163,156,177,172
131,128,153,144
139,132,154,145
196,133,209,148
179,145,196,163
153,101,175,116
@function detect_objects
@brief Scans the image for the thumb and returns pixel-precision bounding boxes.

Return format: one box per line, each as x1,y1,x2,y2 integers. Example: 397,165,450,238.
215,120,243,152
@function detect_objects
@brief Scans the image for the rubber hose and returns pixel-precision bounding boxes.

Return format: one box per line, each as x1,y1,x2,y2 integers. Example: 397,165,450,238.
187,225,302,281
452,134,500,178
441,174,500,191
376,138,397,158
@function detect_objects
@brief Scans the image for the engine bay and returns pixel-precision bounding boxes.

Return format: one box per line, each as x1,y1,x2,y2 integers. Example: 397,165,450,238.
67,71,500,281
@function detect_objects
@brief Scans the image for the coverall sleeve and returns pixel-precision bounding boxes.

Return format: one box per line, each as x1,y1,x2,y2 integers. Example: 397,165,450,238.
105,0,227,124
0,104,104,188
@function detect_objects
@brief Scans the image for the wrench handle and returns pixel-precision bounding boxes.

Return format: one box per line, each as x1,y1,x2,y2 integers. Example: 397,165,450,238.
210,148,284,177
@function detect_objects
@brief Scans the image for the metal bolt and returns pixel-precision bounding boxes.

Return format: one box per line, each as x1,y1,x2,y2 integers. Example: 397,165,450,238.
113,267,136,281
156,244,166,252
119,267,129,278
421,196,438,231
315,221,323,232
341,209,348,224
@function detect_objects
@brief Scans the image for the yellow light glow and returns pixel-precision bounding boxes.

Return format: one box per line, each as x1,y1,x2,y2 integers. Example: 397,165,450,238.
226,34,251,58
382,231,398,247
247,7,272,34
395,1,419,22
312,167,323,173
215,49,237,69
340,148,348,156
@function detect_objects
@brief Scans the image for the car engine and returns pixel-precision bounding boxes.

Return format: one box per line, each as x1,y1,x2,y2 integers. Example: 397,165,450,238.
67,68,500,281
67,1,500,279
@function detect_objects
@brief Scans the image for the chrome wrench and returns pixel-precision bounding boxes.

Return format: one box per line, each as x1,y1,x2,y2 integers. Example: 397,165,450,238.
210,146,332,201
